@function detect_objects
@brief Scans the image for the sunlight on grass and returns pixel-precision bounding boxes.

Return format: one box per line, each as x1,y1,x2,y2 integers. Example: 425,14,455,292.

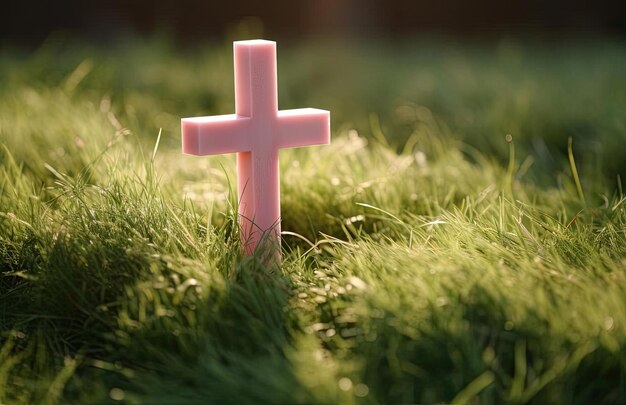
1,39,625,403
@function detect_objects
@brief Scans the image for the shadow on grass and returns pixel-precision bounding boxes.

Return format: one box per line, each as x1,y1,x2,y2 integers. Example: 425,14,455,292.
0,165,312,404
1,227,312,403
102,258,312,404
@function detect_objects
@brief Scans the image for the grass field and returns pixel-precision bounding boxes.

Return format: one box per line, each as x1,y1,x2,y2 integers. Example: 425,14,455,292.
1,37,626,403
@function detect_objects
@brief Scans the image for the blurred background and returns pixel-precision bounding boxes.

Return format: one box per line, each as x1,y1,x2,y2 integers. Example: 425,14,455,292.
1,0,625,187
1,0,625,45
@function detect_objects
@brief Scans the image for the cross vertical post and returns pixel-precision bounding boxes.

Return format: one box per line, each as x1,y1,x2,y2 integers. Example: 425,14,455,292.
234,41,280,255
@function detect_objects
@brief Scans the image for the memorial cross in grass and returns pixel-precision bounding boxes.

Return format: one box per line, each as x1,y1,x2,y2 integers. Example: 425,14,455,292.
182,40,330,258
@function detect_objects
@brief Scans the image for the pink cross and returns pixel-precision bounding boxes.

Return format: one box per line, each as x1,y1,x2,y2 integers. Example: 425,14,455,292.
182,40,330,257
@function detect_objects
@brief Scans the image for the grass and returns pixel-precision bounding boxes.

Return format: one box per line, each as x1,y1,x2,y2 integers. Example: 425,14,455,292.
1,36,626,403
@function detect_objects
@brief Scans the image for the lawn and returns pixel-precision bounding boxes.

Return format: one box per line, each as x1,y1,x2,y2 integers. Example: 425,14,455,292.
1,37,625,403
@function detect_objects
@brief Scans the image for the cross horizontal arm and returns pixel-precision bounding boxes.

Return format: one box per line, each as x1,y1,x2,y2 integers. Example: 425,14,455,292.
182,114,252,155
276,108,330,149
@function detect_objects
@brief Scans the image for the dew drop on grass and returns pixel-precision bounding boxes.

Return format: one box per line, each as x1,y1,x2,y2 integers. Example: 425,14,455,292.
345,214,365,225
109,388,125,401
338,377,352,391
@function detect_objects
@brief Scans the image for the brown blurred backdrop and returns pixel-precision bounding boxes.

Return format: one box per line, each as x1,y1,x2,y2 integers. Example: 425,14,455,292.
1,0,625,46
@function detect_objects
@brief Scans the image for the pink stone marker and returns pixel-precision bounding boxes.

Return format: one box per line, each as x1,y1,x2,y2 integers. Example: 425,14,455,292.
182,40,330,257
